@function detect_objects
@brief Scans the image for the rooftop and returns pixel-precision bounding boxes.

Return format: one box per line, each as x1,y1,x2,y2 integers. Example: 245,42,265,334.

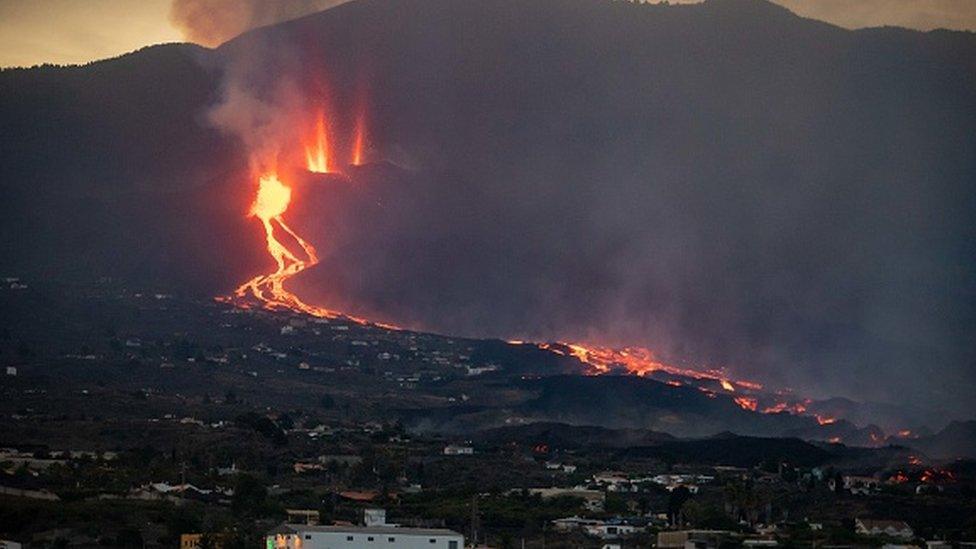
271,524,463,537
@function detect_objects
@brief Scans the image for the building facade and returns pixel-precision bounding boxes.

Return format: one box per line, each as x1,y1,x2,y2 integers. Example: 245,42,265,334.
268,524,463,549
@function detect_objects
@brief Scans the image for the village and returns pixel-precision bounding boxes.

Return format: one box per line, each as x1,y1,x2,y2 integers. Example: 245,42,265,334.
1,282,974,547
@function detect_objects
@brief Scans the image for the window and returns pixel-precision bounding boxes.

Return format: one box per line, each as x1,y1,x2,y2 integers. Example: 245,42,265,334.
388,537,396,543
430,540,437,544
368,537,374,542
346,536,354,541
449,542,458,549
304,535,311,540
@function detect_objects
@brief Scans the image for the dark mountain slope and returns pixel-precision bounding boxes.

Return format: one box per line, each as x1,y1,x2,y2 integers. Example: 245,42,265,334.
909,420,976,459
1,0,975,416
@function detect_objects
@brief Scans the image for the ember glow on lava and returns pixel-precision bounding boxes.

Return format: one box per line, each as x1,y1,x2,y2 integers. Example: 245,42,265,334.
535,342,762,390
734,396,759,411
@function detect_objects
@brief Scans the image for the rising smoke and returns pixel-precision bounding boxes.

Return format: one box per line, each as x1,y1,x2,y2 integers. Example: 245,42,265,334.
169,0,352,47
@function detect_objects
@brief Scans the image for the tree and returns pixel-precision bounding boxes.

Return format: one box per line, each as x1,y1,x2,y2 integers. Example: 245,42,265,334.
232,474,269,517
668,486,691,526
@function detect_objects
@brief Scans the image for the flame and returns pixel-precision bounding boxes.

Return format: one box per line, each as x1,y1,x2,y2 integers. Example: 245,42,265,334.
306,111,332,173
761,400,808,415
734,396,759,411
352,112,366,166
816,415,837,425
720,379,735,392
249,172,291,220
889,471,909,484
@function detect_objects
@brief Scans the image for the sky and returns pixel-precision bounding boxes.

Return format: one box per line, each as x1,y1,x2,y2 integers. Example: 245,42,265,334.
1,0,975,68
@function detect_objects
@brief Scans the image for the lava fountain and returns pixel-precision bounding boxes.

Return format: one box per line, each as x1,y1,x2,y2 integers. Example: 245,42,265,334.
305,110,332,173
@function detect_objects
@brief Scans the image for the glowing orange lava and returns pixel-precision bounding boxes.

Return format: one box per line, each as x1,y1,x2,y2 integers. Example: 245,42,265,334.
306,111,332,173
229,172,373,323
734,396,759,411
536,342,758,388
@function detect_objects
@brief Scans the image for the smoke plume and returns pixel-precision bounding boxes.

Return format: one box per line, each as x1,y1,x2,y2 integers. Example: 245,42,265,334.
169,0,351,47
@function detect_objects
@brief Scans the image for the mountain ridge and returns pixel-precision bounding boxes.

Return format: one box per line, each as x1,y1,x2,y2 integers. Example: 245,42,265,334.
2,0,975,419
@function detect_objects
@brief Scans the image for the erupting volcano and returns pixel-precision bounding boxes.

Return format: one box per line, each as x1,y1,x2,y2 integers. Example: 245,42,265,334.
223,105,381,325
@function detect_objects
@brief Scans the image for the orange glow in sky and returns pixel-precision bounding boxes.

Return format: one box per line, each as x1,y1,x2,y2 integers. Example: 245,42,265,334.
2,0,975,68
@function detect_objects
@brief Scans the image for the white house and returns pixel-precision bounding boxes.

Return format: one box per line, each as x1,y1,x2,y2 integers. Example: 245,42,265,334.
443,445,474,455
585,522,643,539
268,525,463,549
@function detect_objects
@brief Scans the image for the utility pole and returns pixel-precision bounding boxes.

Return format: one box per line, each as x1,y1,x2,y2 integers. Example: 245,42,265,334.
470,495,480,546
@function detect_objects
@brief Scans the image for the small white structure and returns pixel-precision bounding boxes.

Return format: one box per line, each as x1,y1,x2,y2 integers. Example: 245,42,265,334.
363,508,387,527
268,525,463,549
5,367,16,376
585,522,643,539
443,445,474,455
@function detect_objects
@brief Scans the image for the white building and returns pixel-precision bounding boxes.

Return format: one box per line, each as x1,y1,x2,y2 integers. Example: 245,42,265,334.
585,522,643,539
443,445,474,455
268,525,463,549
363,508,387,527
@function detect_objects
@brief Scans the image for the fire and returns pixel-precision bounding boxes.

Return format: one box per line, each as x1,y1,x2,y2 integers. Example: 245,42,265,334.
537,342,761,389
889,471,909,484
761,400,808,415
250,172,291,220
305,111,332,173
352,112,366,166
816,415,837,425
734,396,758,411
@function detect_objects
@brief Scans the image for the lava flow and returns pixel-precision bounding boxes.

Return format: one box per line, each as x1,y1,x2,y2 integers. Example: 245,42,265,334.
231,172,347,319
534,342,760,391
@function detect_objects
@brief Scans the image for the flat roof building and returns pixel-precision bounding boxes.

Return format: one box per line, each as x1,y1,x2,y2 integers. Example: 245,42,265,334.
268,524,463,549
